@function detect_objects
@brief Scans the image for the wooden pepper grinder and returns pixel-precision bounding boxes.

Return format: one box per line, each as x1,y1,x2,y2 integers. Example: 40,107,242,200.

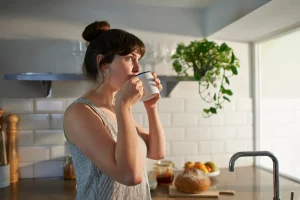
6,113,19,183
0,109,3,131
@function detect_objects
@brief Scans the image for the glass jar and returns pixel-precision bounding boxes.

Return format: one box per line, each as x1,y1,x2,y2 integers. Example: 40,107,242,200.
154,160,175,185
64,155,76,180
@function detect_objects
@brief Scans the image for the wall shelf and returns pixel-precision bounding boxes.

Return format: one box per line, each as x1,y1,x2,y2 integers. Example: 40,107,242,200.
3,73,87,81
3,73,189,97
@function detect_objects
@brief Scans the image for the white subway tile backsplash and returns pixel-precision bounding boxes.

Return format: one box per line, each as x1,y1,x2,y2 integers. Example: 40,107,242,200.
1,98,33,113
166,142,171,156
18,130,34,146
172,113,198,127
164,128,185,141
185,98,205,113
185,128,211,141
211,154,233,168
34,130,66,145
18,114,50,130
171,142,198,156
224,140,248,153
132,102,146,113
50,114,64,129
158,98,184,112
235,98,253,112
34,161,64,178
236,126,253,140
18,146,50,162
211,127,235,140
247,113,253,125
164,156,185,169
248,140,254,151
185,155,212,163
146,159,157,171
35,98,66,113
168,82,199,98
224,113,248,125
19,162,34,178
211,141,224,153
199,114,224,126
50,145,70,160
198,141,212,155
132,113,143,126
143,113,171,128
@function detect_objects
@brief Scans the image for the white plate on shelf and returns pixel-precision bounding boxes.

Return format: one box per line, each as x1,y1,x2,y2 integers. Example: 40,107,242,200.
207,170,220,177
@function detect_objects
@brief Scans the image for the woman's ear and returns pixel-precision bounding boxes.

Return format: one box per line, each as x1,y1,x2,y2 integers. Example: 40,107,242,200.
96,54,108,70
96,54,104,65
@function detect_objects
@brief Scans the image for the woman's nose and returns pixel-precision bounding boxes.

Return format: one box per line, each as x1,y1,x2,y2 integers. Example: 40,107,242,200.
133,62,140,73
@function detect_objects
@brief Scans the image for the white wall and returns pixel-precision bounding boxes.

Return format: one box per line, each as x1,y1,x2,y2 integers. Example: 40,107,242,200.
258,29,300,180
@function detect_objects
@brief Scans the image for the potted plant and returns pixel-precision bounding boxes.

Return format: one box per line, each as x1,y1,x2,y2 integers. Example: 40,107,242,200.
171,38,240,117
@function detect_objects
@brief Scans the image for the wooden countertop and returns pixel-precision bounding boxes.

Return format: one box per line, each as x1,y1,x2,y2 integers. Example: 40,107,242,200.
0,166,299,200
151,166,300,200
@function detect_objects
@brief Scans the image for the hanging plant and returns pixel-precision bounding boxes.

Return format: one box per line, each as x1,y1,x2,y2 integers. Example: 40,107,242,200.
171,38,240,117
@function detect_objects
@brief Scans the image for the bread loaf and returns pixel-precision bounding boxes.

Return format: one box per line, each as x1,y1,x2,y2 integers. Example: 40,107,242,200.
175,168,211,194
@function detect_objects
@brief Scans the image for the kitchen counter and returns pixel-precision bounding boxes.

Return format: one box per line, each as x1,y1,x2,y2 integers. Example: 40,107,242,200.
0,167,300,200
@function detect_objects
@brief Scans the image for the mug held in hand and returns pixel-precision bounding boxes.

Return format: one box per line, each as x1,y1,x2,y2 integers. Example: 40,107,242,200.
137,71,160,101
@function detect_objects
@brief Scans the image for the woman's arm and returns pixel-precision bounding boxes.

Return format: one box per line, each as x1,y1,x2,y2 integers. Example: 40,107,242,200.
64,103,144,186
135,104,166,160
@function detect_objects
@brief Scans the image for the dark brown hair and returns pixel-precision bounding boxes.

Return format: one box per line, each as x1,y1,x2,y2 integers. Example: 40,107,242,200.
82,21,145,83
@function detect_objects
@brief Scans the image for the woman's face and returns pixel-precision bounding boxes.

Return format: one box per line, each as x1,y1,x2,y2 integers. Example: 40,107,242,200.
105,51,141,90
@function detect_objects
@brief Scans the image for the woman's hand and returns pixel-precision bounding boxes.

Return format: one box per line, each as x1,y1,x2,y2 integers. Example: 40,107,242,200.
143,72,163,109
116,77,143,107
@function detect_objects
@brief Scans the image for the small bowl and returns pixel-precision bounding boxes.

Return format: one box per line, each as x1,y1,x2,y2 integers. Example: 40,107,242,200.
207,170,220,177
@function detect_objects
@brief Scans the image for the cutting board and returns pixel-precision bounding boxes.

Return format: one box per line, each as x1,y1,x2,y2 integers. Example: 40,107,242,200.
169,185,235,198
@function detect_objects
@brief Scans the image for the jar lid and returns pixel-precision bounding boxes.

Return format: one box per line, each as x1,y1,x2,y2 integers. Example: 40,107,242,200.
154,160,174,167
66,155,73,164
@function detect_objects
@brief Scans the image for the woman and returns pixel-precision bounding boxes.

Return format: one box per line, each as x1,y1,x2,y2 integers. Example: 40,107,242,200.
63,21,166,200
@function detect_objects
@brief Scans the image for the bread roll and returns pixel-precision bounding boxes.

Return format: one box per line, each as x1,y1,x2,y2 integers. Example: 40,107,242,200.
175,168,211,193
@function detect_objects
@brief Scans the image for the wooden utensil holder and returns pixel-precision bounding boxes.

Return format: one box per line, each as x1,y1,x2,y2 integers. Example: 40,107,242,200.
6,114,19,183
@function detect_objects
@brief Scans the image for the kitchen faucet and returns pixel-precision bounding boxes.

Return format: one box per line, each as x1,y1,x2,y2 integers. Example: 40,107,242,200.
229,151,280,200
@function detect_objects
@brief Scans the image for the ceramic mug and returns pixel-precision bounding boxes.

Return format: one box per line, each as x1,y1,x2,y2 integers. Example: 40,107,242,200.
137,71,160,102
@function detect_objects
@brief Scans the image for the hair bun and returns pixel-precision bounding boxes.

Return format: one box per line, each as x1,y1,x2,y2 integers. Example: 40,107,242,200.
82,21,110,42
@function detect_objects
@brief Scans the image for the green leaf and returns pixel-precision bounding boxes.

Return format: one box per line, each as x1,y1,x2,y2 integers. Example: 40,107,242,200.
171,54,180,59
213,93,216,101
209,107,217,114
225,89,233,96
223,96,231,102
194,71,202,81
220,86,233,96
231,52,236,64
176,43,185,55
230,65,238,75
172,60,182,73
220,43,229,52
225,77,230,85
203,108,210,114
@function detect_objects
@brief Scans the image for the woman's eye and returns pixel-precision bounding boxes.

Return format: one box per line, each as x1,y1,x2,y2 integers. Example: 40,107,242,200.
125,56,133,61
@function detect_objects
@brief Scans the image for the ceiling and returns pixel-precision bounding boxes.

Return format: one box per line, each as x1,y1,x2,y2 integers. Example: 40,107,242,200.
119,0,214,8
210,0,300,42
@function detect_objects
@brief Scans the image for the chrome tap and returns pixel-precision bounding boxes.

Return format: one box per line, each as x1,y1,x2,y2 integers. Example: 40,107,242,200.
229,151,280,200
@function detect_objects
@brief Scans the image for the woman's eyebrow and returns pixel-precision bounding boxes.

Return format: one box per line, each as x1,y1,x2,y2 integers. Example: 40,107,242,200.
132,53,141,59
